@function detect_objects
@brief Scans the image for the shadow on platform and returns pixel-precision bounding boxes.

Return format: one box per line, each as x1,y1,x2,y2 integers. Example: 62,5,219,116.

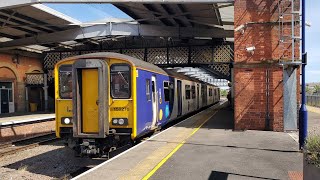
173,104,234,130
202,106,234,130
208,170,279,180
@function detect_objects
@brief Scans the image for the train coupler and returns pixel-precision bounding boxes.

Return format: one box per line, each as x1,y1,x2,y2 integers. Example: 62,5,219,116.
80,139,100,156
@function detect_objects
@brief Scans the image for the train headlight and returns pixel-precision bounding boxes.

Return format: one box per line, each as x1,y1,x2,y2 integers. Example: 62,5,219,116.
61,117,73,125
112,118,128,126
118,119,125,125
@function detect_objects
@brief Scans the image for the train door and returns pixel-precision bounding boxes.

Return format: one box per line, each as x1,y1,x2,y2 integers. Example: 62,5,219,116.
197,84,200,109
151,76,158,128
177,80,182,116
0,89,9,113
72,59,109,138
0,82,14,114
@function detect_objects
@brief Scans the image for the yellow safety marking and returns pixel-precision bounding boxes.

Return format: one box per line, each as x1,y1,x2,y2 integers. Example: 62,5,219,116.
142,111,216,180
119,109,217,180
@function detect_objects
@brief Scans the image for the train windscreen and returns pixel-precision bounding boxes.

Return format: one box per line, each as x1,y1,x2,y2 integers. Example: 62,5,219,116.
110,64,131,99
59,65,73,99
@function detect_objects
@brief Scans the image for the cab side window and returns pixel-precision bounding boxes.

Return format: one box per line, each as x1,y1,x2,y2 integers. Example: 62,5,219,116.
146,79,151,101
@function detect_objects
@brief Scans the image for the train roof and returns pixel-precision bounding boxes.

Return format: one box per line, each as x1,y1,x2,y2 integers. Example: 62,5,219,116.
58,52,217,87
164,69,217,87
59,52,167,75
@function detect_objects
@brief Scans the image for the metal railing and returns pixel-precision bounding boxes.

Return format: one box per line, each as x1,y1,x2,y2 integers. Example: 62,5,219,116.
25,73,44,85
307,95,320,107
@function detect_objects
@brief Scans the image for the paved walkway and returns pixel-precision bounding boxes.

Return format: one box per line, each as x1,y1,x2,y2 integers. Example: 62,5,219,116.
75,102,302,180
0,113,55,126
307,106,320,135
150,108,301,180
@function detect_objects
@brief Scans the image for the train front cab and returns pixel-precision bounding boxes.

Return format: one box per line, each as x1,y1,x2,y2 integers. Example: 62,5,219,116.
55,57,136,156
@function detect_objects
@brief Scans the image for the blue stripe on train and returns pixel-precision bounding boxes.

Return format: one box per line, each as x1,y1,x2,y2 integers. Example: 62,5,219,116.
136,69,173,137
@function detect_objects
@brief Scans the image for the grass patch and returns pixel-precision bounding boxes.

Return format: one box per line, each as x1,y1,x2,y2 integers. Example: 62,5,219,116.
305,131,320,168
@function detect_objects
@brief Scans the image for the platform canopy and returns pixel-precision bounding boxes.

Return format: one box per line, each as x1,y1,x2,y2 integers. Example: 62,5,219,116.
0,0,234,53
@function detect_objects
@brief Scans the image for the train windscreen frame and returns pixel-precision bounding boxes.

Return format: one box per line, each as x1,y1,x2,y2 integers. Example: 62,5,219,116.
110,64,131,99
59,65,73,99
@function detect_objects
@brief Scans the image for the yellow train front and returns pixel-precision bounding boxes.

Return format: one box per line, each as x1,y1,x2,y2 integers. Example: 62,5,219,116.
55,52,220,157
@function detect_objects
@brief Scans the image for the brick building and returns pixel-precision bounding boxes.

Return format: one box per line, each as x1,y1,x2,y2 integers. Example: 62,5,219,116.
0,53,43,114
233,0,300,131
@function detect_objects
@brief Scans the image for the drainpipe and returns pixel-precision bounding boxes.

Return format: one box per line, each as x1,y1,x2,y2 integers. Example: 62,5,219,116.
43,74,48,111
265,69,270,131
299,0,308,149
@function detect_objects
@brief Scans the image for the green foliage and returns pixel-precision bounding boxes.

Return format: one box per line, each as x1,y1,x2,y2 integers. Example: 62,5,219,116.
306,86,313,95
314,85,320,93
305,132,320,168
220,89,228,97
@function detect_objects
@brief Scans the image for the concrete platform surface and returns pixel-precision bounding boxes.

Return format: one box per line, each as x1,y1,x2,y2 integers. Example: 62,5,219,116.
307,108,320,135
75,102,302,180
0,113,55,126
151,108,302,180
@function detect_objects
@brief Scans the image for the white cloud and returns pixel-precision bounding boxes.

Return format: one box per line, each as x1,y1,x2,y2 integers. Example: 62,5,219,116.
308,70,320,75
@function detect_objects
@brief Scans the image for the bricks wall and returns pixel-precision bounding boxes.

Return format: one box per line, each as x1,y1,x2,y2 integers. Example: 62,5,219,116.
234,0,300,131
0,53,43,112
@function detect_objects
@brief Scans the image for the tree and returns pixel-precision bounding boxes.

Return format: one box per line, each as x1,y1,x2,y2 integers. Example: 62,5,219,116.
220,89,228,97
314,85,320,94
306,86,312,95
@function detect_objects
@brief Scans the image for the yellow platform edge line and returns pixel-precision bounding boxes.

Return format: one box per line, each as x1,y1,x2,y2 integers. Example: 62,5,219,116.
142,111,218,180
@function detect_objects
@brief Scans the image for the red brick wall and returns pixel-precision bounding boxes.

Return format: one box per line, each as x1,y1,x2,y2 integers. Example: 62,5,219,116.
234,0,300,131
0,53,43,112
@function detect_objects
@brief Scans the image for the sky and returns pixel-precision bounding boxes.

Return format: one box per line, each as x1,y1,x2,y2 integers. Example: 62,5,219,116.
46,3,319,83
305,1,320,83
45,4,131,22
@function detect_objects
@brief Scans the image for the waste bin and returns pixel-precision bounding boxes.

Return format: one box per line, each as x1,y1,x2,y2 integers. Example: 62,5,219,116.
30,103,38,112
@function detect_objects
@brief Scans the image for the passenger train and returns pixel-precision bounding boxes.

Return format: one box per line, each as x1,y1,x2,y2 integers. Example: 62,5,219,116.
55,52,220,157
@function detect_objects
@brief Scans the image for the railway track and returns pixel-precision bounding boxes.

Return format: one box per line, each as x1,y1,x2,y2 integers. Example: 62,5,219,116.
0,133,57,157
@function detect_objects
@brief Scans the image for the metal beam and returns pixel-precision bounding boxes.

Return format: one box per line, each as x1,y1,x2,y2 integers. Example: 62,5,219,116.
0,23,233,50
0,0,235,9
143,4,174,26
0,9,62,32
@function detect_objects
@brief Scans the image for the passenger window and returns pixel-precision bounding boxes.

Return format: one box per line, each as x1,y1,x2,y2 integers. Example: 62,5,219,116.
164,81,170,102
146,79,151,101
191,86,196,99
185,85,191,99
209,88,213,97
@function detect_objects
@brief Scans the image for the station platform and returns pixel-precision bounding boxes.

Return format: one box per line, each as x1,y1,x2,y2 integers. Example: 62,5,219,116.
0,113,55,126
75,101,302,180
0,113,55,143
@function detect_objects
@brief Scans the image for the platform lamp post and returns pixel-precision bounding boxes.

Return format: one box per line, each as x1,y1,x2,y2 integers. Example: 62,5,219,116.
299,0,308,150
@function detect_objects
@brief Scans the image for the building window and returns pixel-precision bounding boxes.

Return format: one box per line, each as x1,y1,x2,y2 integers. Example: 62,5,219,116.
146,79,151,101
163,81,170,102
191,85,196,99
59,65,73,99
110,64,131,99
185,85,191,99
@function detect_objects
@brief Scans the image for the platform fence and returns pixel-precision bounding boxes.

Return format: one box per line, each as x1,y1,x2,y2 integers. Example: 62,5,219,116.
307,95,320,108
